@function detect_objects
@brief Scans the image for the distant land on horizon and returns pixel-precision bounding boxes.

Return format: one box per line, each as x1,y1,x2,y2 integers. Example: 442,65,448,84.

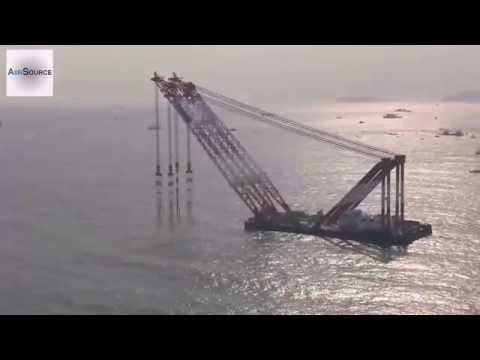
442,91,480,103
336,96,383,103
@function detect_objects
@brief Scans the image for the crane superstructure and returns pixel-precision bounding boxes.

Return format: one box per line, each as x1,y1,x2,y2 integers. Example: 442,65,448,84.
151,72,431,245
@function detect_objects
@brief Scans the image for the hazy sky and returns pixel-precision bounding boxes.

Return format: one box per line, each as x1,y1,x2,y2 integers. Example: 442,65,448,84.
2,45,480,107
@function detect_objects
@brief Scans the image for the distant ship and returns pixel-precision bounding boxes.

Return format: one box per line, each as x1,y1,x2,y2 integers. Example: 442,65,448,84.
147,125,160,130
469,169,480,173
438,128,464,137
383,113,402,119
394,108,412,113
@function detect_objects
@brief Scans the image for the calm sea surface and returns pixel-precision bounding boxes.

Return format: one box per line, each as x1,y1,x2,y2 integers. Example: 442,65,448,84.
0,101,479,314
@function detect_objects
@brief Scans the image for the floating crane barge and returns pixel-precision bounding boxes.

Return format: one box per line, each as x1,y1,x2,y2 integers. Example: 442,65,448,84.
245,214,432,247
152,73,432,246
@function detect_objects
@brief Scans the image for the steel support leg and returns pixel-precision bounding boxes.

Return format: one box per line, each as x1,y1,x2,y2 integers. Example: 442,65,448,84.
401,160,405,223
174,109,180,217
395,161,400,230
167,103,174,224
381,176,385,229
186,121,193,218
386,169,391,231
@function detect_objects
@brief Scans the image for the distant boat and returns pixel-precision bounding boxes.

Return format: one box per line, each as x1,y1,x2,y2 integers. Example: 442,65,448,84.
383,113,402,119
438,128,464,137
229,128,237,132
469,169,480,173
359,121,365,124
394,108,412,113
476,150,480,155
148,125,160,130
336,116,343,119
262,112,274,117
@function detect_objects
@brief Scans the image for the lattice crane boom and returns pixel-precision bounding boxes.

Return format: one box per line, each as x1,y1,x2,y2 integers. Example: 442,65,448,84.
152,73,290,217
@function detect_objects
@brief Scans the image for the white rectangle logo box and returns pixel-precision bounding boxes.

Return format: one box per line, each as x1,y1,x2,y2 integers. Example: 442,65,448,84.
6,49,54,97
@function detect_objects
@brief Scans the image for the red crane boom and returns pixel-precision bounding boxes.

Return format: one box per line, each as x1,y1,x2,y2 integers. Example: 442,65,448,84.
152,73,289,218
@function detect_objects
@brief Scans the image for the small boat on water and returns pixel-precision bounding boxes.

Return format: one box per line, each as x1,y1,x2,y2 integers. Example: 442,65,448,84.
469,169,480,173
438,128,464,136
147,125,160,130
475,150,480,155
229,128,237,132
383,113,402,119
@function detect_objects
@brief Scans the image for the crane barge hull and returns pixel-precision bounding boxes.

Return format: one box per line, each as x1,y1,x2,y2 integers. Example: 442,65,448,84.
152,73,433,248
245,213,432,247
